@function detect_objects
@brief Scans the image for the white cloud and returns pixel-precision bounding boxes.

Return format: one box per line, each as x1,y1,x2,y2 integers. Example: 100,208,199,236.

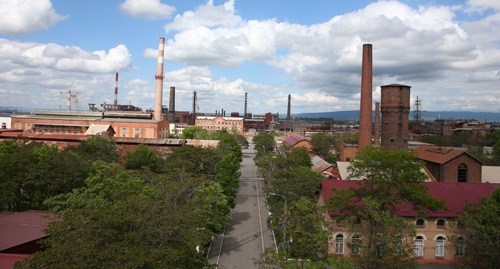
165,0,241,32
0,39,133,109
0,0,67,35
119,0,176,19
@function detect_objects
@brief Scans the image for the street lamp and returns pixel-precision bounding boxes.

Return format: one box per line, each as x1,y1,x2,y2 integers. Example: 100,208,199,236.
269,192,287,257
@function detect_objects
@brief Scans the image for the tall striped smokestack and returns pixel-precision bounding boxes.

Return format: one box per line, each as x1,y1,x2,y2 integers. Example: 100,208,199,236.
358,44,373,148
154,37,165,121
244,92,248,119
287,94,291,121
168,86,175,122
114,72,118,107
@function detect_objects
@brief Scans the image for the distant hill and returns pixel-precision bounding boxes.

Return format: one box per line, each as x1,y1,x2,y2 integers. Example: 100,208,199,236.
293,111,500,122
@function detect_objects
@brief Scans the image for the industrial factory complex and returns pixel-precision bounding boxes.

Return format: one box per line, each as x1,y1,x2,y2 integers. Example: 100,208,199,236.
1,38,500,268
0,37,287,149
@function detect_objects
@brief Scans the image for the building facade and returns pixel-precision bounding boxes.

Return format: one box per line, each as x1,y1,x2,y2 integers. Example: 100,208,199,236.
195,116,244,135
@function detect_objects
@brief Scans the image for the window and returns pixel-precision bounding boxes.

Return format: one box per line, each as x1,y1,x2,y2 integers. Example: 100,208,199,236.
456,236,465,257
437,219,446,228
354,217,361,225
351,234,361,255
414,236,424,257
335,234,344,254
435,236,445,257
458,163,467,182
416,218,425,228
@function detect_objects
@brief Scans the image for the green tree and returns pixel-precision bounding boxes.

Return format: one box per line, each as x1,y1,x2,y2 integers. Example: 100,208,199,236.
163,145,219,178
16,162,209,269
124,144,162,171
286,197,330,260
0,140,36,211
310,132,337,163
455,188,500,269
214,152,241,207
217,133,242,162
253,132,276,153
327,147,445,269
180,126,209,139
65,135,119,164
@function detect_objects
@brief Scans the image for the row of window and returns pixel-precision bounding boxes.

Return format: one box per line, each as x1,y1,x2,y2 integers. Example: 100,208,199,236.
339,217,448,229
334,234,465,257
416,218,446,228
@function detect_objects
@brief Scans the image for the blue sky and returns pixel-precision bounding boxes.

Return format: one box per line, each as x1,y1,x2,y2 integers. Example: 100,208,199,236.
0,0,499,115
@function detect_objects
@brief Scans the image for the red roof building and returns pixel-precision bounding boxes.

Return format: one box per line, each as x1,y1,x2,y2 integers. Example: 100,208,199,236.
0,211,57,269
413,145,483,183
282,134,312,152
319,179,499,264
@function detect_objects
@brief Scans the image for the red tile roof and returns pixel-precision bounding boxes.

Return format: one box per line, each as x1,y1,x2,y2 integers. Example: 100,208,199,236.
412,145,481,165
321,180,499,218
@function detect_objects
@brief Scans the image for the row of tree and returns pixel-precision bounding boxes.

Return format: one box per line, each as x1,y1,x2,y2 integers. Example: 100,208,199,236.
254,132,500,269
0,132,243,268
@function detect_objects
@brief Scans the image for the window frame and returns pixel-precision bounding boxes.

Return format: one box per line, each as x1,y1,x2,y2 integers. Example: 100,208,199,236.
457,163,468,182
435,236,445,257
456,236,465,257
335,234,345,255
414,235,424,257
416,218,425,228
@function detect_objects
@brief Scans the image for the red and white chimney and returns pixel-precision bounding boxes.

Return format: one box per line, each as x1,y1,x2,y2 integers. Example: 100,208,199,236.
154,37,165,121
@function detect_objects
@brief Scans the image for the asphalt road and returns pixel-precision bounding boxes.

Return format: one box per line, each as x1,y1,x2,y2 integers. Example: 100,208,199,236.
208,145,275,268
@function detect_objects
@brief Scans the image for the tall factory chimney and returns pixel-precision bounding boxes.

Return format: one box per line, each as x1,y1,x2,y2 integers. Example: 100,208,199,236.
374,102,380,146
244,92,248,119
168,86,175,122
286,94,291,121
114,72,118,108
358,44,373,148
154,37,165,121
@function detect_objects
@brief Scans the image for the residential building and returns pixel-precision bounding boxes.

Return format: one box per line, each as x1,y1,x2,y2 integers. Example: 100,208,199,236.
319,180,499,264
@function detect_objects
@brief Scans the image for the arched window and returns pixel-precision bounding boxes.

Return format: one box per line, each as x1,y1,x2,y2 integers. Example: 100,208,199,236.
354,217,361,225
335,234,344,254
458,163,468,182
435,236,445,257
456,236,465,257
416,218,425,228
414,236,424,257
437,219,446,228
351,234,361,255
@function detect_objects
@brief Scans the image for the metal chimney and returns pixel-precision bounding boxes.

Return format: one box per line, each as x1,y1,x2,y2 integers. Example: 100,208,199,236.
244,92,248,119
374,102,380,145
154,37,165,121
287,94,291,121
168,86,175,122
114,72,118,108
358,44,373,148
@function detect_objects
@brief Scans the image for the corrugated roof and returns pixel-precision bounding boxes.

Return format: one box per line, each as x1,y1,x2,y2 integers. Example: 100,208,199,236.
283,134,307,147
482,166,500,183
310,154,332,173
321,180,499,218
335,161,435,182
0,211,57,252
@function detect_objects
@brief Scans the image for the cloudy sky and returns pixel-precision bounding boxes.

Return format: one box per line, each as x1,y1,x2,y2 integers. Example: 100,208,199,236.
0,0,499,115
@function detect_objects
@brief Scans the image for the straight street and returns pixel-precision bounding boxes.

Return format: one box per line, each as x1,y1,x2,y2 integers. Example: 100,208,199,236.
208,144,275,268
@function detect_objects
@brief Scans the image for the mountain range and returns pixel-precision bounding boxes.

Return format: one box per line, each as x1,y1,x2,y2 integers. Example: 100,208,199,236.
293,111,500,122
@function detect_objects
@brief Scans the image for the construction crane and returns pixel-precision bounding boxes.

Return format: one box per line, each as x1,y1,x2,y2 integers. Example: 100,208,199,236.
61,91,86,134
